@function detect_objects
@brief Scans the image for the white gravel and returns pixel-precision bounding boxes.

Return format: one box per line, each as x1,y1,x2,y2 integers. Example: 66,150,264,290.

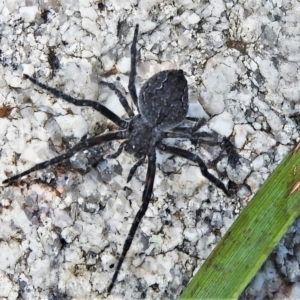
0,0,300,299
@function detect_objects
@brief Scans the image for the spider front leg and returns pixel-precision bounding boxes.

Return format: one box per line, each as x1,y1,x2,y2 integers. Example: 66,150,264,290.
128,24,139,111
107,150,156,293
211,138,241,168
159,143,230,196
100,81,134,118
106,141,127,159
23,74,128,129
127,156,146,183
3,131,126,184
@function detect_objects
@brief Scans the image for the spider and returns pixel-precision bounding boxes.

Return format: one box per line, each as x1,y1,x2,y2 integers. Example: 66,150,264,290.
3,24,231,293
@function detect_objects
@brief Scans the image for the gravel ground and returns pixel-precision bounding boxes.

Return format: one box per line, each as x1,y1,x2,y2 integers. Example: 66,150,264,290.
0,1,300,299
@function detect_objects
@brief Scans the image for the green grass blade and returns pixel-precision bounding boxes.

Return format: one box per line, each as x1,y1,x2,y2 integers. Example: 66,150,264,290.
180,142,300,300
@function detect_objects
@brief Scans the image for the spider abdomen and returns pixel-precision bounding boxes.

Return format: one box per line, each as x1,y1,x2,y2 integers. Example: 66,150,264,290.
138,69,188,129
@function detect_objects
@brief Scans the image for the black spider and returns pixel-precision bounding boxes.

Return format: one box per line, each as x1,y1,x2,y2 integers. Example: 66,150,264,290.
2,24,230,293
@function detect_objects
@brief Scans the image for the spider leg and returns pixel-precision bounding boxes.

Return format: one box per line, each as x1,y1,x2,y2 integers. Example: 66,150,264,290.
164,131,211,139
211,138,240,168
128,24,139,111
127,155,146,183
23,74,128,129
100,81,134,118
163,131,216,146
159,143,230,196
107,151,156,293
2,131,126,185
106,141,127,159
172,118,206,133
190,118,205,132
185,116,202,122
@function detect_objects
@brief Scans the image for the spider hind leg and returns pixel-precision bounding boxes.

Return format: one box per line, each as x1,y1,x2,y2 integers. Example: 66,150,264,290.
2,132,125,185
107,151,156,293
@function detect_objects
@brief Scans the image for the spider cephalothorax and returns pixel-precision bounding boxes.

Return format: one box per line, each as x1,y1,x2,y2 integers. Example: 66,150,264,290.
125,115,163,158
3,24,230,293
